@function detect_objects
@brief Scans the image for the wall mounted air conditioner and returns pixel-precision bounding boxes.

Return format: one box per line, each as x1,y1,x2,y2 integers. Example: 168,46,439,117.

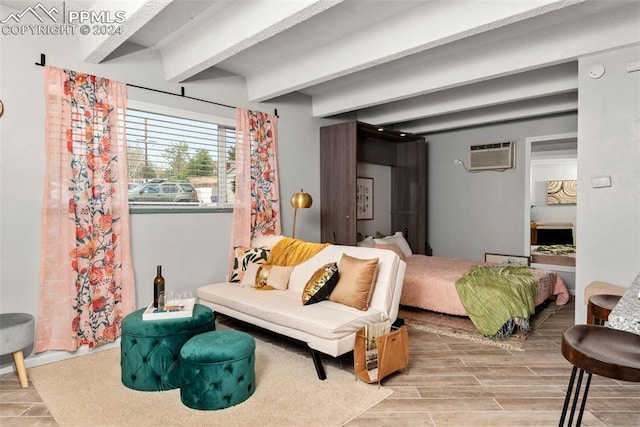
468,141,515,170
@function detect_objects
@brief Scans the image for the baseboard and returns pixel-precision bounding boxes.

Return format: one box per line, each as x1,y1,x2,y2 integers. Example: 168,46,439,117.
0,339,120,375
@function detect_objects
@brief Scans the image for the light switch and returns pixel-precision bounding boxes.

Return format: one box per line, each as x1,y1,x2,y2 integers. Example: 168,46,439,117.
592,176,611,188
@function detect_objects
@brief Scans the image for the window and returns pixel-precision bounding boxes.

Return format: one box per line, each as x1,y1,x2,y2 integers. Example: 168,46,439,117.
125,103,236,210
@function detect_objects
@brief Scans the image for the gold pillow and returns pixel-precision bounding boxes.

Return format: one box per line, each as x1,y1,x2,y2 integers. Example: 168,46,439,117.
329,254,379,310
254,265,294,290
302,262,339,305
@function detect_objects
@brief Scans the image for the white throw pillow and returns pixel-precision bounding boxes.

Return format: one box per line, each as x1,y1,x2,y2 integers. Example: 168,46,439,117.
374,231,412,258
357,236,376,248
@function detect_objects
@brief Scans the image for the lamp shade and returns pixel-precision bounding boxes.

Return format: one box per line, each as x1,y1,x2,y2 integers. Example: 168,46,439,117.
291,191,312,209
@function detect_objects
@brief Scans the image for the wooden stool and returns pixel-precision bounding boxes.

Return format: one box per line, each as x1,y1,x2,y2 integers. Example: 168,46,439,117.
560,325,640,426
584,281,625,304
586,294,621,325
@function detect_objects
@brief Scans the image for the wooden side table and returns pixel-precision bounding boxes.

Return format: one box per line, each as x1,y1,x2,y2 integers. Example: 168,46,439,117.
587,294,621,325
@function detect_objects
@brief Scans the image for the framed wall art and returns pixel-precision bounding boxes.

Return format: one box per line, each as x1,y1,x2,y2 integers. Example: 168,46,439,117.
356,177,374,220
547,180,577,205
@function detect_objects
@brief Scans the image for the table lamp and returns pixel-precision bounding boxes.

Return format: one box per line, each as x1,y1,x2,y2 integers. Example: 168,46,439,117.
291,190,312,238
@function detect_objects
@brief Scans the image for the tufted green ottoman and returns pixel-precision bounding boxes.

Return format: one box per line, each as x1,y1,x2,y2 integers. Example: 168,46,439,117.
180,330,256,410
120,304,215,391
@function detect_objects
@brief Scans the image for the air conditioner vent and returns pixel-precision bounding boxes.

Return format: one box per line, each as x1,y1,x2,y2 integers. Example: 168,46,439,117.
468,141,515,170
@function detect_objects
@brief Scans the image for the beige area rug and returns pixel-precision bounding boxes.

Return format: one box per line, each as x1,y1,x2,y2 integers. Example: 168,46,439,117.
401,300,566,351
30,339,391,427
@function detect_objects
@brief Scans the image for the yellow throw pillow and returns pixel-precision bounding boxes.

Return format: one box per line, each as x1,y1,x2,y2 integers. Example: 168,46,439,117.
254,265,294,291
302,262,339,305
329,254,379,310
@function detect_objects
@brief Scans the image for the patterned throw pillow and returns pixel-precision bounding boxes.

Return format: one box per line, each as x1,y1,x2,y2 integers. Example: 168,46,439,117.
302,262,339,305
229,246,270,282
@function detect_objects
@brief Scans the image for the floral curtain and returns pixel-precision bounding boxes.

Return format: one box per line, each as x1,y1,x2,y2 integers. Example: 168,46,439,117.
230,109,281,266
36,66,135,352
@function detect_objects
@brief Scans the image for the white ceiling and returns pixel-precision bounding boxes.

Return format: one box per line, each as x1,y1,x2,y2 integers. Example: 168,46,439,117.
4,0,640,134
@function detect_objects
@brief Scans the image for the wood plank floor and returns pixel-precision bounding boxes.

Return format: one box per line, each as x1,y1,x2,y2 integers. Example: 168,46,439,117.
2,299,638,426
347,299,640,427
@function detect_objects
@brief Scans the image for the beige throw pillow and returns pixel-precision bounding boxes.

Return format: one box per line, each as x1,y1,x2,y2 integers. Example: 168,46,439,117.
329,254,379,310
243,264,294,290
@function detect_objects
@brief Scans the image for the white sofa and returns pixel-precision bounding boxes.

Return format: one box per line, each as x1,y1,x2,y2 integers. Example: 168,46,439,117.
196,244,406,380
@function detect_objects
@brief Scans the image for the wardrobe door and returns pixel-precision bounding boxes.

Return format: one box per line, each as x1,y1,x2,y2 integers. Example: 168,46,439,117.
392,139,428,254
320,122,357,246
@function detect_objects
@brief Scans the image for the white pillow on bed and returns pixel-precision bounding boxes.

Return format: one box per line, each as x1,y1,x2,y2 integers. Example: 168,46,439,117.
374,232,412,258
357,236,376,248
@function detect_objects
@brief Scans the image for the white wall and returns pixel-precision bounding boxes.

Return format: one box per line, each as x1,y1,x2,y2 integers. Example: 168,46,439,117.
426,114,578,261
575,45,640,324
0,17,323,370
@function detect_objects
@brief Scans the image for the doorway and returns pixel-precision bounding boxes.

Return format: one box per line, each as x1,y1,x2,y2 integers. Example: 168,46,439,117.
524,132,578,292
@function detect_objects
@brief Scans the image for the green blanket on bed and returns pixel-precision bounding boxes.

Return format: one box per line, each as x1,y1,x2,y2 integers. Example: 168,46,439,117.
455,265,537,338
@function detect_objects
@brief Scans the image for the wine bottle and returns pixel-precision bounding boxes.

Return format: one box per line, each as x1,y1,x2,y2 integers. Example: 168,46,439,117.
153,265,165,308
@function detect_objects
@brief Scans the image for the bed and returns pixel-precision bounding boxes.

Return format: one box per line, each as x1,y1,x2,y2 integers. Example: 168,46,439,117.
531,244,576,267
400,254,570,316
359,231,571,336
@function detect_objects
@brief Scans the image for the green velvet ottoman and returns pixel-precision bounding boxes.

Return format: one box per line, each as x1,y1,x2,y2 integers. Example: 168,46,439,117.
180,330,256,410
120,304,215,391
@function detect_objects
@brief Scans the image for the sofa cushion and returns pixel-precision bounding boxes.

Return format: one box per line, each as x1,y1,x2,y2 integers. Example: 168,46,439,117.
329,254,379,310
302,262,339,305
197,283,387,340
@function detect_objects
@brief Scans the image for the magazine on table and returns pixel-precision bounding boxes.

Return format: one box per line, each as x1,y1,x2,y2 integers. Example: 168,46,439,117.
363,320,392,375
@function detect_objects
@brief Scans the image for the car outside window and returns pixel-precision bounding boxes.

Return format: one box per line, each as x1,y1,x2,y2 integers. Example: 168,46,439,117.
142,184,159,194
162,184,178,193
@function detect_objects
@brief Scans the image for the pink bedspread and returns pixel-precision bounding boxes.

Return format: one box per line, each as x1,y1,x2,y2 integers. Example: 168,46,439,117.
400,255,570,316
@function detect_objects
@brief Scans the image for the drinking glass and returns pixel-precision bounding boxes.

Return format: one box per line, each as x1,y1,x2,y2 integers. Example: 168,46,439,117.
165,291,175,308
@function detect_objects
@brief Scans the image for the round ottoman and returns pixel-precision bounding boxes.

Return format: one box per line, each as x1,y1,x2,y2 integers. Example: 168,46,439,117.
180,330,256,410
120,304,215,391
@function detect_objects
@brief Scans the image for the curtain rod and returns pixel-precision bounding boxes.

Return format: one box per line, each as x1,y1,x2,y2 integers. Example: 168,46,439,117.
34,53,280,117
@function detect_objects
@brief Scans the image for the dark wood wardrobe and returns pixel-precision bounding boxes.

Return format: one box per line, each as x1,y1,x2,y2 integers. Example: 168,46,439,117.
320,121,429,255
